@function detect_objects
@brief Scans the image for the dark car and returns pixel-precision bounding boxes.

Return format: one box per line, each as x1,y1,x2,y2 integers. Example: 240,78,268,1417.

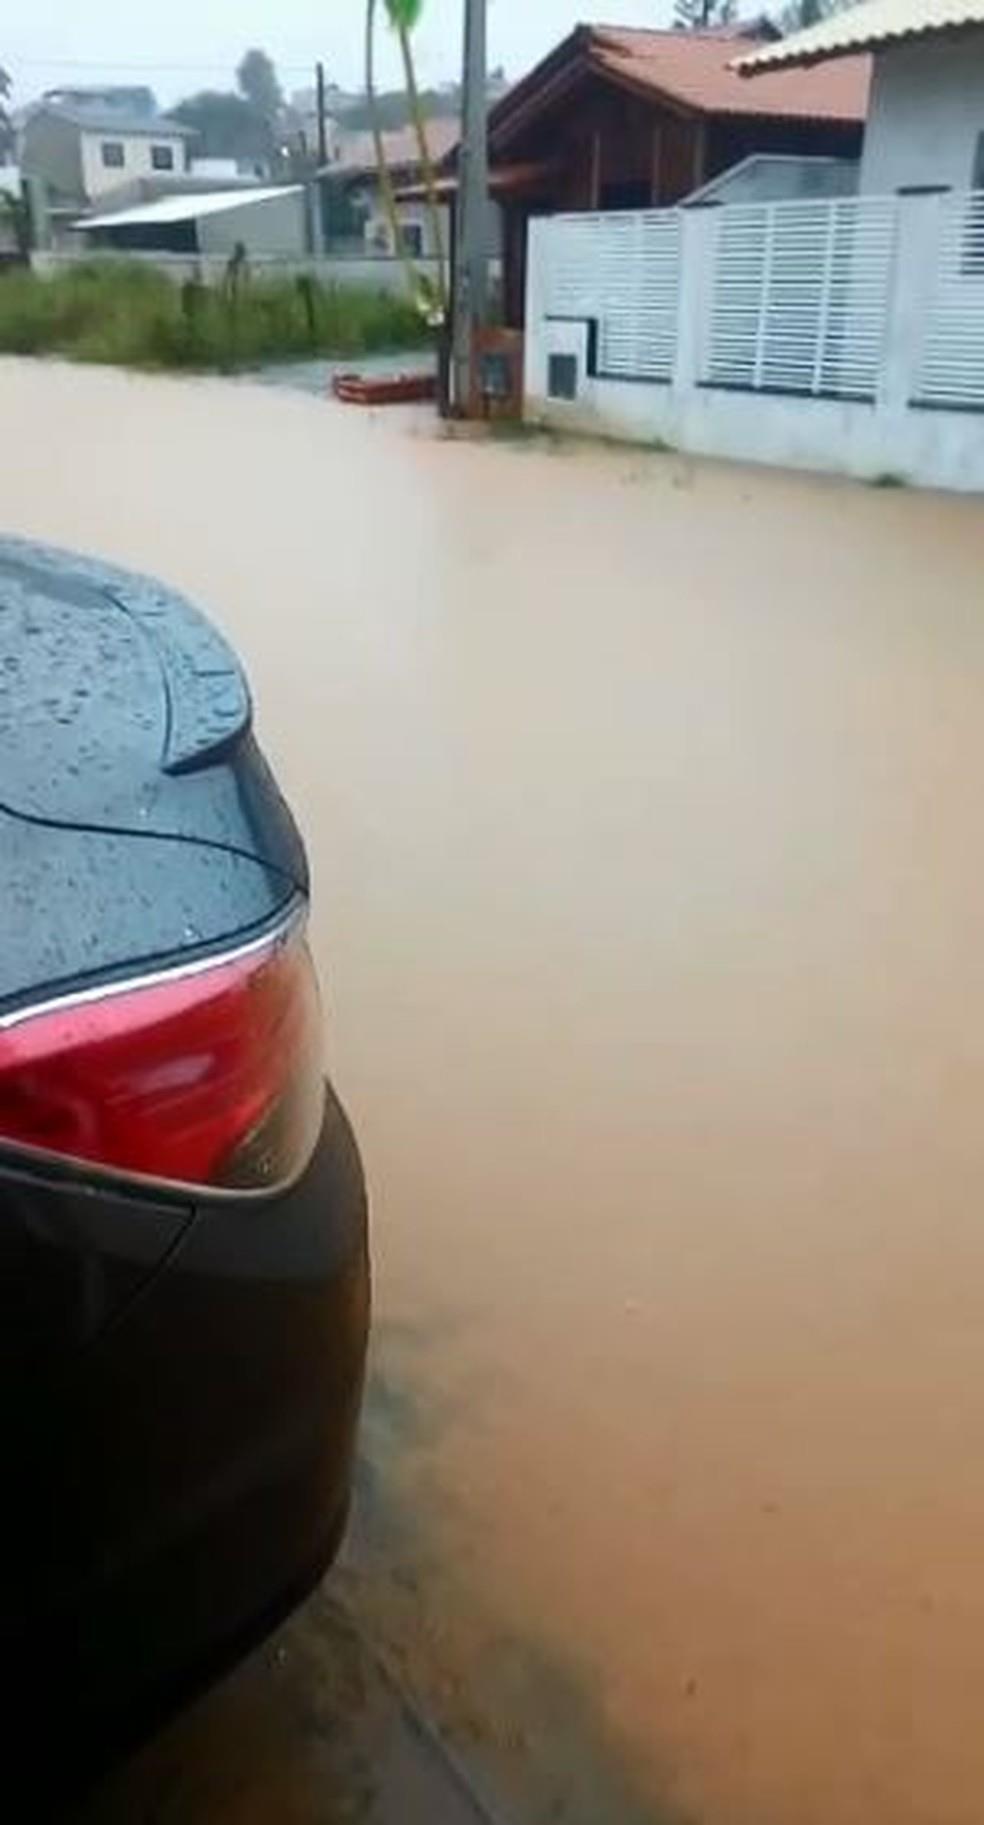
0,538,369,1784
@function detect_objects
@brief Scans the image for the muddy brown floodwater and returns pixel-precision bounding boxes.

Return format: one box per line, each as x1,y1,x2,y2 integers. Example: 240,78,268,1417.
5,358,984,1825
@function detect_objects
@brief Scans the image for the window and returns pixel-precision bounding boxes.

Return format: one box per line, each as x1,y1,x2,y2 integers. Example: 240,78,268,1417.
151,144,175,171
547,353,578,401
101,141,125,169
401,221,424,259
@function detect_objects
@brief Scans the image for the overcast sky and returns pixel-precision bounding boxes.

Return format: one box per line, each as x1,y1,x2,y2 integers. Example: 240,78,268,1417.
4,0,679,109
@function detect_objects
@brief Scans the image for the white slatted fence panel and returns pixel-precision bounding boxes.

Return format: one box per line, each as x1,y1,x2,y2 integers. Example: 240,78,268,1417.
596,213,682,380
914,192,984,410
538,211,681,381
539,215,610,321
702,196,897,400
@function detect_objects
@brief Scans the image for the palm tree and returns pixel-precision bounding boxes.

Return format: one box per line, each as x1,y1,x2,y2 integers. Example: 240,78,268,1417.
364,0,406,270
365,0,448,322
387,0,447,308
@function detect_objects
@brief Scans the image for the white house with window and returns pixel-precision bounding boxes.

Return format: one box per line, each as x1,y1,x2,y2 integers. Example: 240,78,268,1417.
524,0,984,492
81,126,188,195
738,0,984,196
21,88,194,215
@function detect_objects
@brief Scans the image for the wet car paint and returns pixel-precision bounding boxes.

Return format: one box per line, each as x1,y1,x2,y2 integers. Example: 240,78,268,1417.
0,538,304,1009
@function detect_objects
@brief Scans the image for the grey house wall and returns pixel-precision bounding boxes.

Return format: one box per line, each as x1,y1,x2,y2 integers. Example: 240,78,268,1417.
861,30,984,193
196,191,307,257
20,111,84,203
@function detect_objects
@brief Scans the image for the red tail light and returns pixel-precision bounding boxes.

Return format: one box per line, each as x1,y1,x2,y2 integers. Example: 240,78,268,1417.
0,917,324,1191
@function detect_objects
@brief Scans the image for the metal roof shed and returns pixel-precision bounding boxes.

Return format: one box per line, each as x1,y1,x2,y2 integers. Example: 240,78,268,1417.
75,186,306,257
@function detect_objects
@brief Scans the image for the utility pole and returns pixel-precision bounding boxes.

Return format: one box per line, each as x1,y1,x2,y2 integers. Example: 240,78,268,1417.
451,0,489,414
316,60,328,167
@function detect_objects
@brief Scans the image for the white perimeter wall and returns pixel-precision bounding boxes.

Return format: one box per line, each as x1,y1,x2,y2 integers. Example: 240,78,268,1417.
861,32,984,193
525,198,984,494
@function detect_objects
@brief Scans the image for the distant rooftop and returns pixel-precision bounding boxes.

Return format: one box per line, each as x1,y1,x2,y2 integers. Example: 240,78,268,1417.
43,84,158,116
325,118,460,177
35,86,195,138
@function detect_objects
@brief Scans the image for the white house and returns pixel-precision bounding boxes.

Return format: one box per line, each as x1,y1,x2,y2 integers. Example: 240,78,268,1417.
523,0,984,492
736,0,984,194
21,88,194,213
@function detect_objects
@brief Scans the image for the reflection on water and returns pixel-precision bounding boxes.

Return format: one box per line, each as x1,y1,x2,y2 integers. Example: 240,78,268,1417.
6,359,984,1824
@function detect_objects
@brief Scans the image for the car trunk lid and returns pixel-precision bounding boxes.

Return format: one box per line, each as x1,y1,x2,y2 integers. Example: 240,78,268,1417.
0,537,306,886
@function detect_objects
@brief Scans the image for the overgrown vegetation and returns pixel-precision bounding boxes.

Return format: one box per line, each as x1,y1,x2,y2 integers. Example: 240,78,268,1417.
0,261,427,370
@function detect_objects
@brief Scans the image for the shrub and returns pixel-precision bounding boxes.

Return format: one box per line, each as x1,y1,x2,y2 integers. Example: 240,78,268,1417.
0,260,428,371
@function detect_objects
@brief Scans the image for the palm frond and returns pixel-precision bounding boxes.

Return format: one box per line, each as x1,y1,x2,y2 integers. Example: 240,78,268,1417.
383,0,425,33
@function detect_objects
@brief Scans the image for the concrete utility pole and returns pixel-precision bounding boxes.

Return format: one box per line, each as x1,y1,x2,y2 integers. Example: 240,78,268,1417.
451,0,489,413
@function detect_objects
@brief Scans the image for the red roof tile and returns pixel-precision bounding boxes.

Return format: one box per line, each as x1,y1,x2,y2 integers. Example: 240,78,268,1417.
333,117,459,176
589,26,870,121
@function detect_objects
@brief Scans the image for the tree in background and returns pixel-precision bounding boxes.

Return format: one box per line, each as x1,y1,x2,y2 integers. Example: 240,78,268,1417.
341,75,503,132
0,183,31,256
173,50,286,169
237,48,283,132
236,49,284,165
0,64,29,255
342,87,453,130
777,0,851,30
674,0,737,28
171,90,270,163
0,65,14,160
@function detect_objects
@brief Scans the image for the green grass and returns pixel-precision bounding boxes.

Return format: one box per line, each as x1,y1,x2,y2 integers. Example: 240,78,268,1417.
0,260,428,371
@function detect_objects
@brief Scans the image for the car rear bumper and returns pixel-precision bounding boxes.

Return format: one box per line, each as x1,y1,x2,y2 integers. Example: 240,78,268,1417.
0,1083,369,1775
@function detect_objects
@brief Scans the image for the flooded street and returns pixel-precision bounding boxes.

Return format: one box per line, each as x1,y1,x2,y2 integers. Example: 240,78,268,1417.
5,357,984,1825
